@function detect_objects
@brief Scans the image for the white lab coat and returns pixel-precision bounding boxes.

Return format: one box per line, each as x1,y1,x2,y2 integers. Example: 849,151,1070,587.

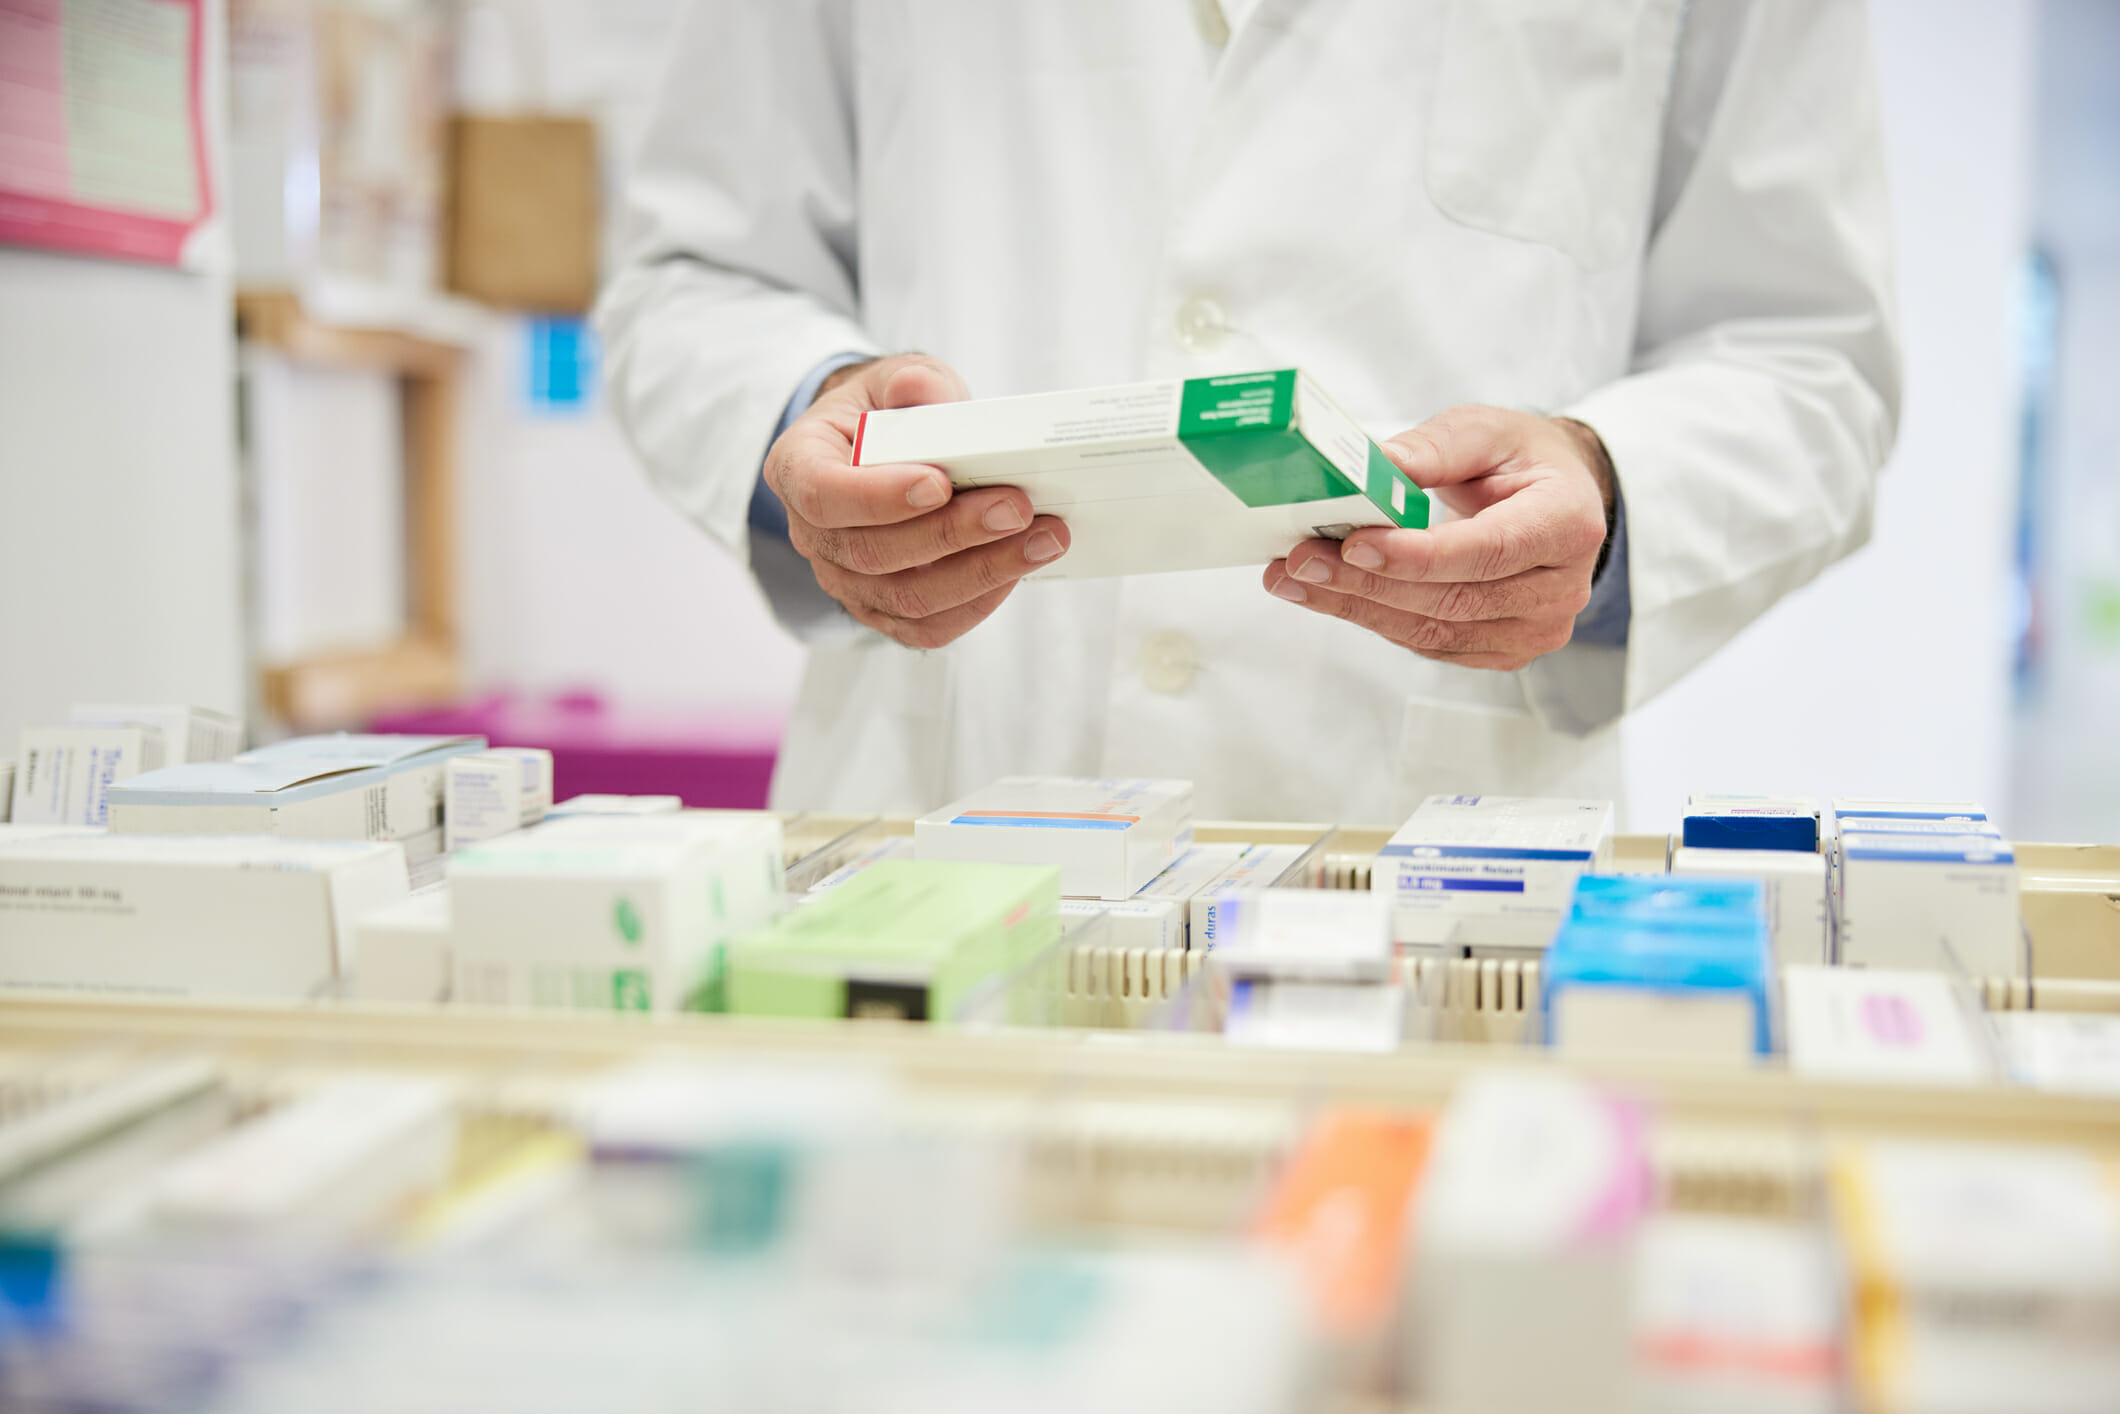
598,0,1900,825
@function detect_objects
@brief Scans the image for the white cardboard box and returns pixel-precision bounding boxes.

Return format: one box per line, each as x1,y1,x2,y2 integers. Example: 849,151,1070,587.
111,735,483,866
12,727,165,827
237,734,484,858
353,886,453,1004
1207,887,1392,979
1994,1012,2120,1098
1412,1075,1648,1414
852,368,1430,580
1058,897,1183,951
452,811,784,1014
69,704,242,765
1782,965,1995,1085
915,777,1193,901
1225,979,1405,1053
1377,795,1615,952
1671,846,1830,966
0,834,408,999
444,748,554,852
1836,833,2022,976
1133,842,1249,948
151,1076,454,1237
1189,846,1334,954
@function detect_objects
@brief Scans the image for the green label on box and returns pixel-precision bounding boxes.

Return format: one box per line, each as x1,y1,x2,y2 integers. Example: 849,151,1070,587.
612,969,651,1011
1177,369,1429,528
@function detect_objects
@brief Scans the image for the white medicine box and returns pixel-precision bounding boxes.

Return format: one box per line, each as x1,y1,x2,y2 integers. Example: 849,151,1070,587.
915,777,1194,900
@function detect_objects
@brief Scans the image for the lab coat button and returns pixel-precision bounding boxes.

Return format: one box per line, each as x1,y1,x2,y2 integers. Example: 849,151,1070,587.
1141,631,1198,695
1173,296,1227,353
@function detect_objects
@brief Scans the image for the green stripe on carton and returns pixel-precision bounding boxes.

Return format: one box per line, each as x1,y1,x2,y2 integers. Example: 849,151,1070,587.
1365,442,1429,529
1177,370,1429,528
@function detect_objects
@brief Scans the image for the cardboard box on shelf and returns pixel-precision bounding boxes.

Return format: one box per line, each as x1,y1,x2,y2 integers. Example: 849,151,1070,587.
915,777,1193,901
0,834,408,999
1836,833,2022,976
444,747,554,851
69,704,243,765
1671,846,1829,966
353,886,452,1004
728,859,1059,1023
1680,794,1819,853
12,727,165,827
451,811,784,1015
1377,795,1615,954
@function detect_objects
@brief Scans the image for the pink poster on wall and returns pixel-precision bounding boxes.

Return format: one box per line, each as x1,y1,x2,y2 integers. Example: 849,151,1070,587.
0,0,212,267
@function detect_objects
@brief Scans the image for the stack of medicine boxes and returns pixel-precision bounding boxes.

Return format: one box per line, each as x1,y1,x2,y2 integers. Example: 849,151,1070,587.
1670,795,1828,965
1543,875,1776,1062
1827,800,2021,977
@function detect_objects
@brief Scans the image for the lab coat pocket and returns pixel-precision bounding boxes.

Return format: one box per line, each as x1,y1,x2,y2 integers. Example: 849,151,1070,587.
1396,695,1623,804
1424,0,1685,269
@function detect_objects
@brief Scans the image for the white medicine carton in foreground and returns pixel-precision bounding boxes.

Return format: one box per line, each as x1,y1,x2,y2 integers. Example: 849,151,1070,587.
0,834,408,999
1377,795,1615,952
915,777,1194,901
854,369,1430,579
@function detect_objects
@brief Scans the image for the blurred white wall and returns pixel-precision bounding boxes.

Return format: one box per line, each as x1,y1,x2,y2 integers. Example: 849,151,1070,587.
0,0,245,750
1620,0,2033,832
457,0,2040,827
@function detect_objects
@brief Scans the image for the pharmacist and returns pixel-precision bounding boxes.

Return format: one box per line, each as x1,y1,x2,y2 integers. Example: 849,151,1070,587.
599,1,1900,823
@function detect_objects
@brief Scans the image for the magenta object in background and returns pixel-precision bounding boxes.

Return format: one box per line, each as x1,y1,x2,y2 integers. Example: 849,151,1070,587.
369,691,784,809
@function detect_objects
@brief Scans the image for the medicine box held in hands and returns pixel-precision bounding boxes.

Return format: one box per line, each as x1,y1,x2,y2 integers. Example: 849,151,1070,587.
853,369,1429,579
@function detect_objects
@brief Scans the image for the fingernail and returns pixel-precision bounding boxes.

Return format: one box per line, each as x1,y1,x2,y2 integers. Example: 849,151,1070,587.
983,500,1027,533
1344,542,1384,571
1292,558,1333,585
1025,530,1063,562
1271,579,1307,604
907,477,949,510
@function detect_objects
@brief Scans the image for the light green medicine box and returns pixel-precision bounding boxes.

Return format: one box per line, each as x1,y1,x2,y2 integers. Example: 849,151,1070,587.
727,859,1061,1023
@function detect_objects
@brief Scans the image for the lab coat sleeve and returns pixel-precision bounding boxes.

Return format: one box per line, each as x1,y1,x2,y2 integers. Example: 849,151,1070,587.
1520,0,1902,736
593,0,880,635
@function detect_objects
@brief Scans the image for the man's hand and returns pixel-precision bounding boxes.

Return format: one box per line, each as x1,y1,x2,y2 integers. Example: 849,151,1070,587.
764,353,1068,649
1262,405,1616,671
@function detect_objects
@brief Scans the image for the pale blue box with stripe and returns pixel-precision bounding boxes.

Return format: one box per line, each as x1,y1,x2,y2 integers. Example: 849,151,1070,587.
1836,832,2022,977
1378,794,1615,954
1544,875,1775,1057
914,776,1194,901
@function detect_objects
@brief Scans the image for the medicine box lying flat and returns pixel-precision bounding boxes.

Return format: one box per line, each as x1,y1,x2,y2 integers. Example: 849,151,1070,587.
916,777,1193,900
853,369,1430,579
0,834,408,999
728,859,1060,1023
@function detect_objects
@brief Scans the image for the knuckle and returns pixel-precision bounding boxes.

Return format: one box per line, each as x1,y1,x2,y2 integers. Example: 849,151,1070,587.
1563,576,1595,616
880,575,932,622
837,530,890,576
1405,616,1457,653
1436,581,1484,622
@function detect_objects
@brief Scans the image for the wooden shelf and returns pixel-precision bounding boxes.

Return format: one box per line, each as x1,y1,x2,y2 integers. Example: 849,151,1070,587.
237,289,467,730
